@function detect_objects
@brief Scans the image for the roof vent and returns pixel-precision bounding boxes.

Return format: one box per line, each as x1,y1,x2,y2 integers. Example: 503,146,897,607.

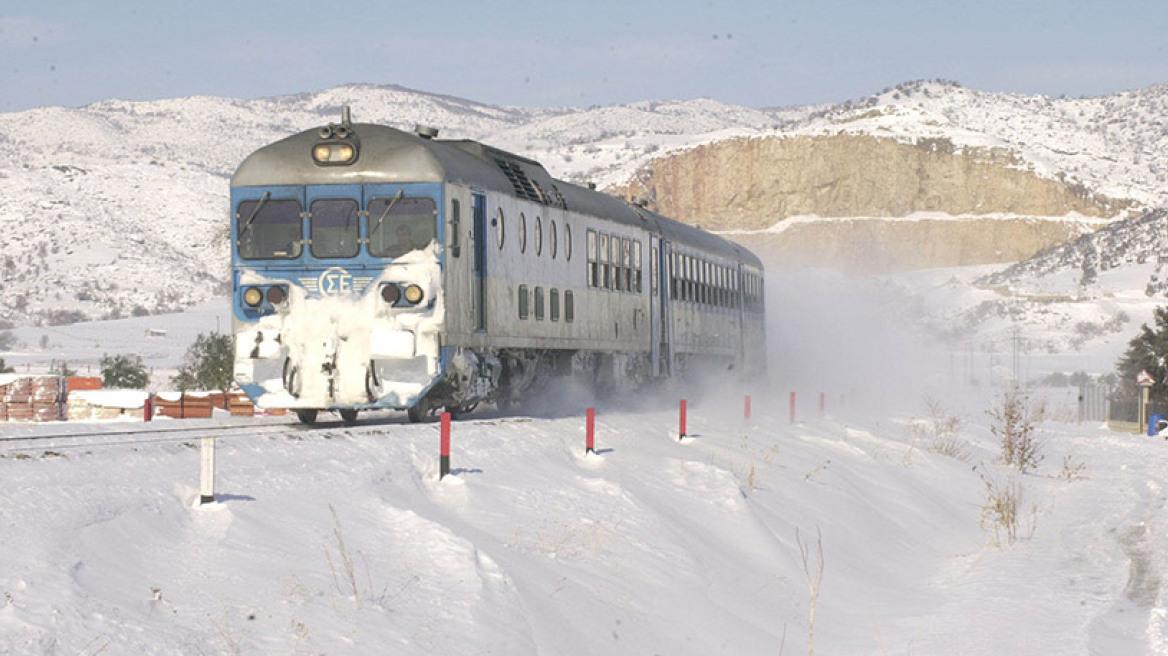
415,125,439,140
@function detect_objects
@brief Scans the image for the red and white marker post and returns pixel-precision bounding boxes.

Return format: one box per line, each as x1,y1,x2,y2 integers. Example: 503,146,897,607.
789,392,797,424
744,395,752,422
679,399,688,440
439,412,452,480
586,407,596,454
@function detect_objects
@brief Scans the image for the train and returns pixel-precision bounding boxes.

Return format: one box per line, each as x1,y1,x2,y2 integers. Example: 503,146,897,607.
230,107,766,424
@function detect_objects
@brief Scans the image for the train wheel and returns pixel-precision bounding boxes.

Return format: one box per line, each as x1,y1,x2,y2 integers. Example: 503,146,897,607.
295,409,318,425
339,409,359,426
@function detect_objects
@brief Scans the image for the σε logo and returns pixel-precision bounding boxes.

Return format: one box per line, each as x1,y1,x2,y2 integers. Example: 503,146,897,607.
318,267,353,296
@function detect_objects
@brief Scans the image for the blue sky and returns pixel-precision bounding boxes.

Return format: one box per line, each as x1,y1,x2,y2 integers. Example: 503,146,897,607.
1,0,1165,112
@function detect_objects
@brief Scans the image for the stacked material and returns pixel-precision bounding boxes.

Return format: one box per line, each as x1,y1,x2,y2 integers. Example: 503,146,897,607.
153,392,214,419
0,375,66,422
66,390,148,422
228,390,256,416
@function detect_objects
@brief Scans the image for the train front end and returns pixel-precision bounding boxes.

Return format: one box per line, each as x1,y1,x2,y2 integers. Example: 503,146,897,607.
229,111,447,422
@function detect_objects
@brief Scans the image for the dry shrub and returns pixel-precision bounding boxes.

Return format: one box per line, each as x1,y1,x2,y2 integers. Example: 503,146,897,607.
987,386,1045,474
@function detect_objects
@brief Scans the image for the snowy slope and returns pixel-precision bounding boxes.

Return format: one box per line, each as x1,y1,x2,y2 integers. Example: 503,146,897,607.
4,246,1168,653
3,352,1167,653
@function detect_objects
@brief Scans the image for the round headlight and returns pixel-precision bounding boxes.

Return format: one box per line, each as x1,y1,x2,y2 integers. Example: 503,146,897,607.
380,283,401,304
404,284,424,304
243,287,263,307
266,285,286,305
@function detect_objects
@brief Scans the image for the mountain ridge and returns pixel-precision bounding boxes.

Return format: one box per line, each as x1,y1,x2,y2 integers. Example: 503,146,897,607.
0,80,1164,327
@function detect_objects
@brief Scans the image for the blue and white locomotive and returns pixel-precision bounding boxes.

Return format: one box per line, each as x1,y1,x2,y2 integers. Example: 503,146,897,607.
230,107,766,424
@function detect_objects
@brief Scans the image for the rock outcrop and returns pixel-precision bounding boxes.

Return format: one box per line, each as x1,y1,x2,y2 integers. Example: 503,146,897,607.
614,134,1133,232
610,134,1137,271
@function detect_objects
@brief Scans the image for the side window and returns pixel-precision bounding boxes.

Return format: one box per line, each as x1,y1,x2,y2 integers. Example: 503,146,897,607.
565,224,572,261
622,239,632,293
518,284,529,319
310,198,359,258
550,289,560,321
519,213,527,253
650,246,658,294
599,233,610,290
565,290,574,323
587,229,598,287
550,220,558,259
534,286,545,320
669,252,678,300
495,208,505,250
449,199,461,258
634,241,643,293
534,216,543,256
613,235,623,292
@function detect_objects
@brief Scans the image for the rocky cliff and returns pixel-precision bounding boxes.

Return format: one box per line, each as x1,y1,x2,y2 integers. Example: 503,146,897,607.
615,134,1132,231
611,134,1137,270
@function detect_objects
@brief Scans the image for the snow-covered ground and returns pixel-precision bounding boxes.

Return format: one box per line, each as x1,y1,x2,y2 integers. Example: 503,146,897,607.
4,265,1168,654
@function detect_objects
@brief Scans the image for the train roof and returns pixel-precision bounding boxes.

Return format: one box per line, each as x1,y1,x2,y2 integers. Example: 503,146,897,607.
232,121,761,269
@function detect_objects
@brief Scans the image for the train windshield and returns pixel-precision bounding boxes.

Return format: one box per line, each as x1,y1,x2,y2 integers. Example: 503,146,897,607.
368,196,437,258
237,198,302,260
310,199,360,258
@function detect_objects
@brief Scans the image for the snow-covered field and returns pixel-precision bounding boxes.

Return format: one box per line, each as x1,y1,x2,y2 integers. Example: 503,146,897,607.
3,266,1168,654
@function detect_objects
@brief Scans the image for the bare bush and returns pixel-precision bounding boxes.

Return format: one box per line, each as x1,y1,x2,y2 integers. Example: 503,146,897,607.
987,386,1045,474
796,527,825,656
909,398,970,461
1059,453,1088,480
977,467,1038,547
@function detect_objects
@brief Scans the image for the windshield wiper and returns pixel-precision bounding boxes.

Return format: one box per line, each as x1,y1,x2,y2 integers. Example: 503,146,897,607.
368,189,404,239
238,191,271,239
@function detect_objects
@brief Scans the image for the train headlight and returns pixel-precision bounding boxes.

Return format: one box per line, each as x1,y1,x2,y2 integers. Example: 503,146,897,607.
312,142,357,165
243,287,263,307
266,285,287,305
380,283,401,304
404,284,424,304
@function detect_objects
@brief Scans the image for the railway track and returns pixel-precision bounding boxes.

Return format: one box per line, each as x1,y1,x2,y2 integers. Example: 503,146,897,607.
0,410,532,456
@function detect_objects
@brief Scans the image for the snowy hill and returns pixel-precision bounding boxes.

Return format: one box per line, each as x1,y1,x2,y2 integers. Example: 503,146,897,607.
1,80,1166,328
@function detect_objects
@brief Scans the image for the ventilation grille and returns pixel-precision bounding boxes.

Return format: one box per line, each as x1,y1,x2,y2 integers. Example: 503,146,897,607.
494,157,568,209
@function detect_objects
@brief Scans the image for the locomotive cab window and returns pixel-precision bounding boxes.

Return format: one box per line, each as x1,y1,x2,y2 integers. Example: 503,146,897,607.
368,196,437,258
310,199,360,258
237,197,303,260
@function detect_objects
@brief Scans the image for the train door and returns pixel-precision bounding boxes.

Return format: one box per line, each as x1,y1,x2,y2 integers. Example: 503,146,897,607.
650,236,662,375
735,263,747,370
654,239,675,377
472,193,487,331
